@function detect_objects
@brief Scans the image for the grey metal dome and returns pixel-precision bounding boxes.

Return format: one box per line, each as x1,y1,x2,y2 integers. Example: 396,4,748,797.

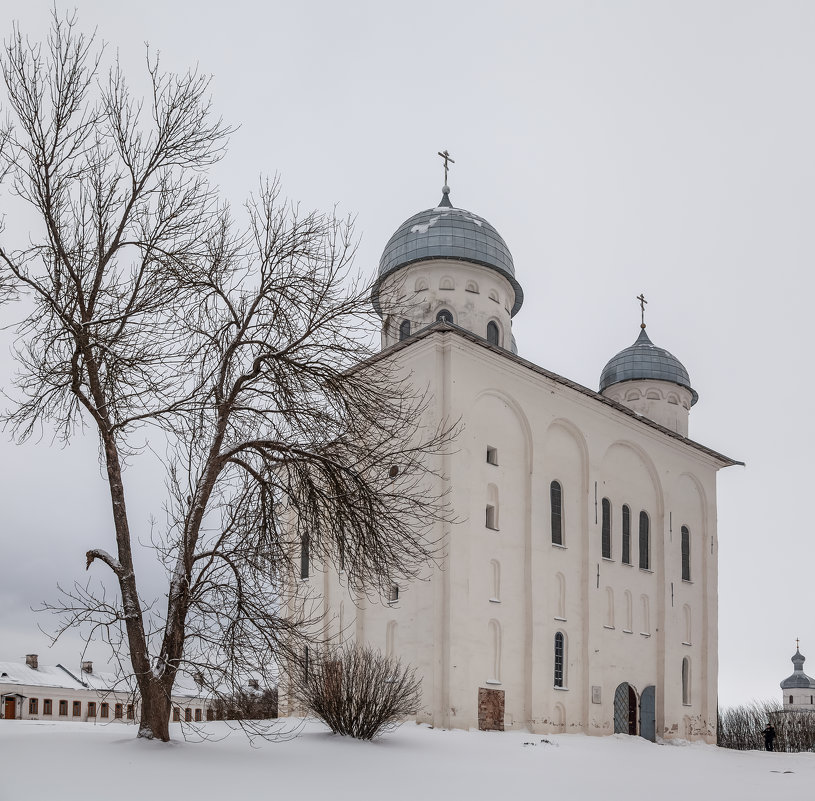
781,650,815,690
371,187,523,317
599,327,698,406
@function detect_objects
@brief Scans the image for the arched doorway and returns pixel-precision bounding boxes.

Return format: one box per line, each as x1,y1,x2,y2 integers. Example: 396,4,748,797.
613,682,637,735
640,685,656,742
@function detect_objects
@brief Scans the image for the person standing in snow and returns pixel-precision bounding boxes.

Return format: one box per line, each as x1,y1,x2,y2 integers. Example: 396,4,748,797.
762,724,777,752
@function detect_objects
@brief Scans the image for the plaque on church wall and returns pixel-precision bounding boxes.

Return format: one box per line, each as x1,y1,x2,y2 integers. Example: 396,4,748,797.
592,686,602,704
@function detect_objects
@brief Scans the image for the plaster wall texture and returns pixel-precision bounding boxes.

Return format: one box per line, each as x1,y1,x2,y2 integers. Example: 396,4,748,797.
783,690,815,710
377,261,515,350
307,327,727,743
602,379,693,436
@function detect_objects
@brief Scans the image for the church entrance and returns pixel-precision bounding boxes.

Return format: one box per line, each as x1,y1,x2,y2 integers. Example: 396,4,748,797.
613,682,637,735
640,686,656,742
3,697,16,720
477,687,504,731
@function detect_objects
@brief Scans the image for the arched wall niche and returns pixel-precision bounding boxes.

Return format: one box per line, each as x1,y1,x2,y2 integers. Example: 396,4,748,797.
555,572,566,619
471,389,534,475
488,619,502,682
599,441,664,520
544,418,590,489
676,472,707,579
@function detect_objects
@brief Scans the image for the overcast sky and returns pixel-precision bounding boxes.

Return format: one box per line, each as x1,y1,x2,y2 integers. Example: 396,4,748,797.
1,1,812,708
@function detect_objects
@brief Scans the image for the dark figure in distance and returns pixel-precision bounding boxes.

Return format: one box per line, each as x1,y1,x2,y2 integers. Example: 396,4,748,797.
763,724,777,752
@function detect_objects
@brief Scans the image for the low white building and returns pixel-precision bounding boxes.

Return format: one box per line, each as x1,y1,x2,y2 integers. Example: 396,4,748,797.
287,181,741,744
0,654,213,724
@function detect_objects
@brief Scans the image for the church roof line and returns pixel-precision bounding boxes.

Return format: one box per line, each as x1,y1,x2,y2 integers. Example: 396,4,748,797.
371,320,743,468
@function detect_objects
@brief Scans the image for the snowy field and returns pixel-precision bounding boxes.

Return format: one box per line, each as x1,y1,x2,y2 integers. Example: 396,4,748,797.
1,718,812,801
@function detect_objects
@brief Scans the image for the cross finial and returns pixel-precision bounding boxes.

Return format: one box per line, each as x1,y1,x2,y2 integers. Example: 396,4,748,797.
438,149,455,186
797,637,800,651
637,293,648,329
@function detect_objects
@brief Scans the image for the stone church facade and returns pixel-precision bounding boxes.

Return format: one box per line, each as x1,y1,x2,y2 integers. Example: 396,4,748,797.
294,182,739,743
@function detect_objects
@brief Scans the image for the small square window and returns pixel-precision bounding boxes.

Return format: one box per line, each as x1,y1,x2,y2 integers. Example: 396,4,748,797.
486,447,498,466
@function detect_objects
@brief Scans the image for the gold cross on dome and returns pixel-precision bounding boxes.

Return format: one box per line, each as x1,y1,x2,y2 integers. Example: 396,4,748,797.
637,293,648,329
438,149,455,185
797,637,800,651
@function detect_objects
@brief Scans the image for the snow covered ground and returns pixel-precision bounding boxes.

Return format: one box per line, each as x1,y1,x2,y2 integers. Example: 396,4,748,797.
1,718,812,801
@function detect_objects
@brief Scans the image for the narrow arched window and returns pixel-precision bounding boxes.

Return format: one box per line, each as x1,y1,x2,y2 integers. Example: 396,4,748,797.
554,632,565,688
487,321,500,346
681,525,691,581
622,504,631,565
601,498,612,559
436,309,453,323
399,319,411,340
550,481,563,545
682,657,691,705
639,511,650,570
300,533,309,579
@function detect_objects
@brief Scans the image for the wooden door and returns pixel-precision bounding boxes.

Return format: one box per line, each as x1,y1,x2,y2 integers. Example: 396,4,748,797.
4,698,16,719
640,686,656,742
478,687,505,731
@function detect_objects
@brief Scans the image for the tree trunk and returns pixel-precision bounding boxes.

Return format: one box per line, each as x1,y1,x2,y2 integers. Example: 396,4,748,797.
137,676,173,741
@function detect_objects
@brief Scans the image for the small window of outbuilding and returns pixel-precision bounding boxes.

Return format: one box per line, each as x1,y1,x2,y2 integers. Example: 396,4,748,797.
43,699,52,715
173,707,181,722
114,703,123,719
72,701,81,717
59,700,68,716
28,698,38,714
100,702,109,718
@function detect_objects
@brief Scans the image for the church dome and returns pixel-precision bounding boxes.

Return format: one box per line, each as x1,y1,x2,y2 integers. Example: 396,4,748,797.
599,327,698,406
371,187,523,317
780,649,815,690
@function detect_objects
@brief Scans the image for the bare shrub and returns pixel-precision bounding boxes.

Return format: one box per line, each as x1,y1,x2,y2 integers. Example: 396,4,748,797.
212,687,278,721
718,699,815,752
289,642,421,740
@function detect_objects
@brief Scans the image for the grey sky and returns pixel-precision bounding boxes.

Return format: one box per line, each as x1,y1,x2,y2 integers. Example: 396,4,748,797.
1,0,811,706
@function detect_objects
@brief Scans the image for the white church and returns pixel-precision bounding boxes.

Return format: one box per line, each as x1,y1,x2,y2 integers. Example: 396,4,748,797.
294,168,740,743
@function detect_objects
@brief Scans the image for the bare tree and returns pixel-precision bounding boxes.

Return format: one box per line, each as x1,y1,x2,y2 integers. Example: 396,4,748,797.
0,13,451,741
288,642,421,740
